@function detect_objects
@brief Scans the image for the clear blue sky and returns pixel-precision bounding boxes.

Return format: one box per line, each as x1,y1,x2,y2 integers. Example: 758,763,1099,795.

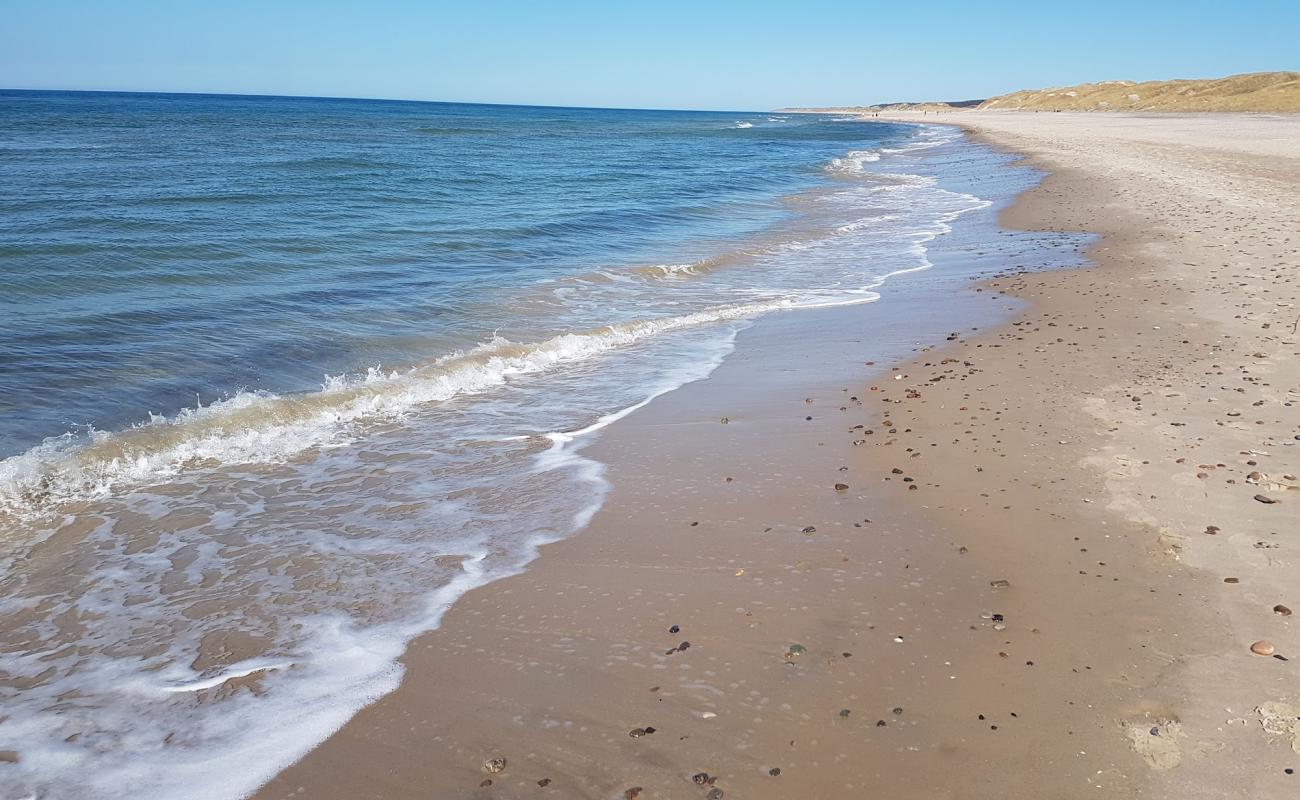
3,0,1296,110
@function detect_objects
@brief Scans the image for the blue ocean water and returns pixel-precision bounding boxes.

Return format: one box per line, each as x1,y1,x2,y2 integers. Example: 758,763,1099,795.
0,91,1067,800
0,91,915,457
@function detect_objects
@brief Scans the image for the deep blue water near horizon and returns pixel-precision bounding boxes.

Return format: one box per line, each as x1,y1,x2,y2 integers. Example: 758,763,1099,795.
0,91,1089,800
0,90,912,457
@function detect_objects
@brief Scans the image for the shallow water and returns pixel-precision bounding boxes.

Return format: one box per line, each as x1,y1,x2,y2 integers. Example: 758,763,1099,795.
0,93,1076,799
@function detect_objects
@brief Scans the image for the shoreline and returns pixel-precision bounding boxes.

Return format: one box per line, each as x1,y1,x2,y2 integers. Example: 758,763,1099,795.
254,113,1300,799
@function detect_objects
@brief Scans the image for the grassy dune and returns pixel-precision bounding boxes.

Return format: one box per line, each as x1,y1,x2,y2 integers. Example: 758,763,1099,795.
782,71,1300,114
979,71,1300,112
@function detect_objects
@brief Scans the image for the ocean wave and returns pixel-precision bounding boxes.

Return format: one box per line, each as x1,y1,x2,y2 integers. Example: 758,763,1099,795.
825,149,881,176
0,296,871,517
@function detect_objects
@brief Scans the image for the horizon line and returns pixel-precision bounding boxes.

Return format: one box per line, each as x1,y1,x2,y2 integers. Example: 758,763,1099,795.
0,86,783,115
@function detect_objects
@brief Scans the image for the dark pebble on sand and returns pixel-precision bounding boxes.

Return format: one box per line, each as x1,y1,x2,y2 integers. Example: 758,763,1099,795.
538,778,551,787
624,787,643,800
876,719,886,727
1275,605,1293,616
1255,494,1279,504
707,789,724,800
669,624,680,634
768,767,782,777
839,709,851,718
692,772,711,785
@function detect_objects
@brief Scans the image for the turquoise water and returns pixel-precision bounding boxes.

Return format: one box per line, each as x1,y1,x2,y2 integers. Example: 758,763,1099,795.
0,92,1063,800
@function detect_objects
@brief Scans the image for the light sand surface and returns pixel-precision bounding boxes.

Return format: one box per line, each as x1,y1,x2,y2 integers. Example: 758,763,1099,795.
255,113,1300,798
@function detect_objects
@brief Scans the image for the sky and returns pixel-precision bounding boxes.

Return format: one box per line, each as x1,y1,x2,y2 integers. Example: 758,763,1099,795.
2,0,1297,110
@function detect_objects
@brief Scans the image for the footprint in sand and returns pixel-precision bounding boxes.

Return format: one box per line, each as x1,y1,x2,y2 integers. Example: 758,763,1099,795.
1257,702,1300,755
1122,718,1184,769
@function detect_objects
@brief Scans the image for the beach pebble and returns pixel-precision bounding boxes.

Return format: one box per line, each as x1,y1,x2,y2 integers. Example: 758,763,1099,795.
768,767,782,777
990,579,1011,589
483,757,507,774
1251,640,1276,656
801,525,816,535
834,483,849,491
786,644,808,658
624,787,643,800
692,772,711,785
1274,605,1293,616
707,789,724,800
1254,494,1280,504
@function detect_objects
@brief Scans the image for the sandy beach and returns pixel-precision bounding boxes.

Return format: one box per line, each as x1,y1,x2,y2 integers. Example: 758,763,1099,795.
250,113,1300,799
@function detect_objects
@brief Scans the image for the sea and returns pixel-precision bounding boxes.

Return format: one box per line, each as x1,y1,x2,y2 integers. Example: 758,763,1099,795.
0,91,1078,799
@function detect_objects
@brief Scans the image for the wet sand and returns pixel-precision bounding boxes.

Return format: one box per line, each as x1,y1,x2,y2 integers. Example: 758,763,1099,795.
254,113,1300,799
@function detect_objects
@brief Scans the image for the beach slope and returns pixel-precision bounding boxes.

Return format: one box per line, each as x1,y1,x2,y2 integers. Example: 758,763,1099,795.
254,112,1300,799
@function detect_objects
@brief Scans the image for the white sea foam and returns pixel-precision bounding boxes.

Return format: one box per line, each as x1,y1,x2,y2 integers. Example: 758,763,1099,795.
0,293,879,517
732,121,754,128
825,149,881,175
2,123,1021,800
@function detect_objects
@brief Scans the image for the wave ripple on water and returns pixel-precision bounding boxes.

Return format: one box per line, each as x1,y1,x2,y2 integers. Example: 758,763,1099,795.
0,95,1059,800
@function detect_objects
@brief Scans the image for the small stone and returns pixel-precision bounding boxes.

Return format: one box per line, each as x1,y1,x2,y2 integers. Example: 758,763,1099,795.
624,787,643,800
768,767,782,777
1205,525,1220,535
1224,577,1240,584
1255,494,1280,504
483,757,507,774
786,644,808,658
538,778,551,787
707,790,724,800
629,728,646,738
834,483,849,491
801,525,816,535
692,772,711,786
1251,640,1276,656
669,624,680,634
990,579,1011,589
839,709,851,718
1274,605,1293,616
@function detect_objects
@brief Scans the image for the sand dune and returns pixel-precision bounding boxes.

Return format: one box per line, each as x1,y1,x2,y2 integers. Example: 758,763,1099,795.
980,71,1300,112
783,71,1300,114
